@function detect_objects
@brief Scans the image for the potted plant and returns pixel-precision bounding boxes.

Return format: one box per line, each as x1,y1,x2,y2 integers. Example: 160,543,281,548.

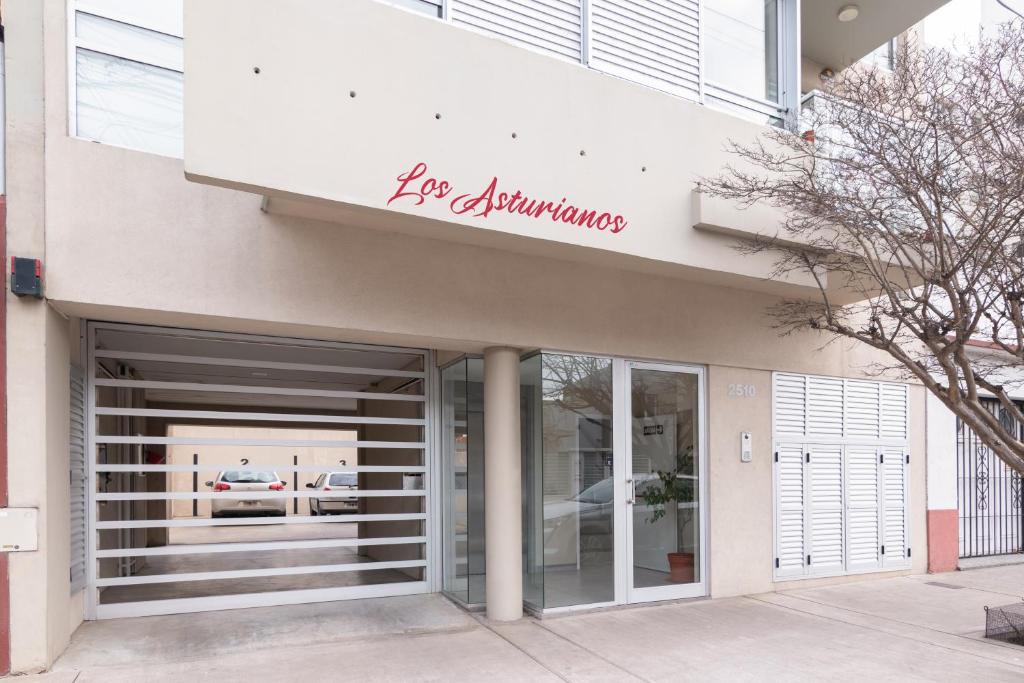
639,445,696,583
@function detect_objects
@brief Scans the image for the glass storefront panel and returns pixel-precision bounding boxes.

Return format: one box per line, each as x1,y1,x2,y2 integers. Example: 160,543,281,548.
521,353,615,609
441,358,486,606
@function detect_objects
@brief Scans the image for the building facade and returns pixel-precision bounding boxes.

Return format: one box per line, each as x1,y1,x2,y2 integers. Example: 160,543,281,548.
0,0,962,673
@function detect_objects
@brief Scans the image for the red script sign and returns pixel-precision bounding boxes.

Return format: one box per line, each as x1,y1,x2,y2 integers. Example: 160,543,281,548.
386,162,628,234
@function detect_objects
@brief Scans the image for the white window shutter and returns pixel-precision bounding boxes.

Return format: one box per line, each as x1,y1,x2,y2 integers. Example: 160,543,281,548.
845,446,881,571
69,366,88,593
449,0,583,62
774,374,806,438
881,447,909,568
880,384,908,440
845,380,880,439
807,377,843,438
807,445,844,574
588,0,700,102
774,444,806,578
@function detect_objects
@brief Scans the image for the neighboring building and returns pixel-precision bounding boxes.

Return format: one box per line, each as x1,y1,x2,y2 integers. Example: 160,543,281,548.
1,0,958,674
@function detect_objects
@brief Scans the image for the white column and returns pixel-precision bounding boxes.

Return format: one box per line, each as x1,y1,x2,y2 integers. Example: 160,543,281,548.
483,347,522,621
925,392,958,512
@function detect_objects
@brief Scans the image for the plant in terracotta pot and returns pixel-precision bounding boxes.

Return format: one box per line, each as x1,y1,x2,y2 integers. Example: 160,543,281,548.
639,445,696,583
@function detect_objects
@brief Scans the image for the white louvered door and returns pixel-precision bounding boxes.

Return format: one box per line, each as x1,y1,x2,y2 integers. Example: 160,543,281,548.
774,444,806,579
773,374,910,580
449,0,584,62
845,446,881,572
588,0,701,102
70,366,88,593
807,445,844,575
881,447,910,569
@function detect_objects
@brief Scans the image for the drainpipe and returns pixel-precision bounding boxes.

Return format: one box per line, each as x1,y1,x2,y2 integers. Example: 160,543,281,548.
483,347,522,621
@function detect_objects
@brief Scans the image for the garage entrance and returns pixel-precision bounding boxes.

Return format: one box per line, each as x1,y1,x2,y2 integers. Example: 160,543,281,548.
83,322,436,619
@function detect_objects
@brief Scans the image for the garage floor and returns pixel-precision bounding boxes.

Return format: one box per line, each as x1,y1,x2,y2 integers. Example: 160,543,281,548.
31,563,1024,681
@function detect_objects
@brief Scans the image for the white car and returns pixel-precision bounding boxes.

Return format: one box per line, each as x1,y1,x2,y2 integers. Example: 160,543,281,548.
207,470,287,518
306,472,359,515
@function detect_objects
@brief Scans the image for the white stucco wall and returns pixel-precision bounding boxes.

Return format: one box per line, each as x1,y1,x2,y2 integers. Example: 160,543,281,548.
926,392,958,511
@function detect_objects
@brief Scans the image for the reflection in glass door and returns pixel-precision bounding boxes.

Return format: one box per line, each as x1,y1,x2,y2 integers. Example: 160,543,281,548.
625,362,706,602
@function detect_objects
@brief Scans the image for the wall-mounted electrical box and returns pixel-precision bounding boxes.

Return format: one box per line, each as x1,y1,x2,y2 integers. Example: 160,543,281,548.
10,257,43,298
740,432,753,463
0,508,38,552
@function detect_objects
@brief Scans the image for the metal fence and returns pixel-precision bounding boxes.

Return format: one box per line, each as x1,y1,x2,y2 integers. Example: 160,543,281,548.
957,399,1024,558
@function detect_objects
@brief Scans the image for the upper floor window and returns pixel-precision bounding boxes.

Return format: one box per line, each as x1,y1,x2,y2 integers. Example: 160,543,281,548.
70,0,184,158
703,0,791,126
861,39,897,71
384,0,443,17
704,0,780,102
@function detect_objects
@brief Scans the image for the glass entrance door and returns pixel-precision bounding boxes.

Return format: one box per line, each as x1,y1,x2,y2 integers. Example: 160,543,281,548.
624,362,706,603
520,355,706,611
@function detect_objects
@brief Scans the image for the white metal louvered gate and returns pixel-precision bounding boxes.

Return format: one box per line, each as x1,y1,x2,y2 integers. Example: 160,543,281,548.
772,373,910,581
85,322,438,619
70,366,88,592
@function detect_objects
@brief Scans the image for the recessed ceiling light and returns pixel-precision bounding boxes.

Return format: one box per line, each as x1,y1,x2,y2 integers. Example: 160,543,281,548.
251,371,269,377
837,4,860,22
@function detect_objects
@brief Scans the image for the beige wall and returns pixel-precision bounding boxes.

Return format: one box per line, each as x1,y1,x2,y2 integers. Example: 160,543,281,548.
183,0,823,298
2,0,933,672
5,0,83,671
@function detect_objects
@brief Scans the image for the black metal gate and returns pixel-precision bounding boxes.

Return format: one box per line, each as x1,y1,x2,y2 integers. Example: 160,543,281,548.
957,399,1024,558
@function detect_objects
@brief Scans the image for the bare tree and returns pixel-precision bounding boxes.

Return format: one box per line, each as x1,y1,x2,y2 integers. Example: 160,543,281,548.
701,24,1024,474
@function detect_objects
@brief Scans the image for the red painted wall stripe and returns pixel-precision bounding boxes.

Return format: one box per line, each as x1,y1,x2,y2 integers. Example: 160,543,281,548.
927,509,960,574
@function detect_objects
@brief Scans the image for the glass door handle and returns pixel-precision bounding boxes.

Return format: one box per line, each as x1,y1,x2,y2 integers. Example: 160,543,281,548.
626,478,635,505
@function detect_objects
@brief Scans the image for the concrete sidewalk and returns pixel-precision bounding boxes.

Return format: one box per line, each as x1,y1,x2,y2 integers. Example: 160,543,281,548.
20,564,1024,682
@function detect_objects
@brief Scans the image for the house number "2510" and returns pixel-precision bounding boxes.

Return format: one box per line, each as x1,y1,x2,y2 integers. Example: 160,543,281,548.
727,384,757,398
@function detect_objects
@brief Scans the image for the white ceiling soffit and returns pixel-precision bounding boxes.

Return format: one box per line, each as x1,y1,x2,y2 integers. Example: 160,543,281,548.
802,0,951,70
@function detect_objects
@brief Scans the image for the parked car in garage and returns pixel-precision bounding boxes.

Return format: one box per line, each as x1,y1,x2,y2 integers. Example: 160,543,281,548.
306,472,359,515
207,470,287,518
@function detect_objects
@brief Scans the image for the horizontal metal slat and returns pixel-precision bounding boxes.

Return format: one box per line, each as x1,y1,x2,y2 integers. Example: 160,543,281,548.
93,377,424,402
94,558,427,587
93,349,426,379
95,512,426,530
94,435,425,449
95,489,426,501
95,581,429,620
94,406,425,426
95,464,426,474
95,535,427,558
